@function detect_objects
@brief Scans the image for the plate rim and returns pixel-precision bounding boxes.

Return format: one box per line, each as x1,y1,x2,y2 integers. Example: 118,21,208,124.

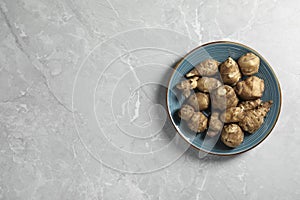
166,40,282,156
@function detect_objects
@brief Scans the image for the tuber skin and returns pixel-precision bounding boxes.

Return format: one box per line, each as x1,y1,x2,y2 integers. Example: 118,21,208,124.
187,92,210,111
197,77,222,93
211,85,239,110
220,107,244,123
175,53,272,148
219,100,273,133
219,57,241,86
239,100,273,133
207,112,223,137
176,77,199,98
235,76,265,100
238,99,262,110
238,52,260,76
178,104,208,133
221,124,244,148
187,112,208,132
206,130,219,137
186,59,219,77
178,104,195,121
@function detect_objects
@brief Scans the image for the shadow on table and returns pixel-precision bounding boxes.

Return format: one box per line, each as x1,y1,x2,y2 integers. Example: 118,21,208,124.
184,146,245,162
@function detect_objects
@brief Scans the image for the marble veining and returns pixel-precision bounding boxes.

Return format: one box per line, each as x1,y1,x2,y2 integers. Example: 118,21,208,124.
0,0,299,199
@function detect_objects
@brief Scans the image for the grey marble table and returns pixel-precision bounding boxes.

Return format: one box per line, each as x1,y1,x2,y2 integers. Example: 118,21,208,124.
0,0,299,199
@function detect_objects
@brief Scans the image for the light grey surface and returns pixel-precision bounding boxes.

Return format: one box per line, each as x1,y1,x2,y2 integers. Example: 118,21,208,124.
0,0,299,199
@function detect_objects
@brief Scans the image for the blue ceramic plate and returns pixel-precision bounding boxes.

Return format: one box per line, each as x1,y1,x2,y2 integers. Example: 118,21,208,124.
166,41,281,155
